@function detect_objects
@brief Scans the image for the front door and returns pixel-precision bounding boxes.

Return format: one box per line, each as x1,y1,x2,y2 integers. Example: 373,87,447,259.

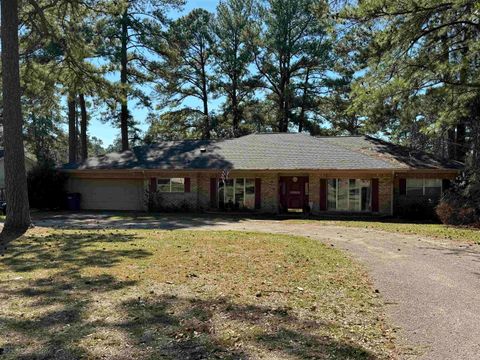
279,176,309,212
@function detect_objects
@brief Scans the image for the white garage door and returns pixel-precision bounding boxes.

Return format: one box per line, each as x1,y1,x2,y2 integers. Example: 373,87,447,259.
69,178,145,211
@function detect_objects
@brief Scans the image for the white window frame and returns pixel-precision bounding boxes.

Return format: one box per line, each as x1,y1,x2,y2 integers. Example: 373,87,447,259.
328,179,372,212
406,178,442,197
218,178,255,209
157,178,185,193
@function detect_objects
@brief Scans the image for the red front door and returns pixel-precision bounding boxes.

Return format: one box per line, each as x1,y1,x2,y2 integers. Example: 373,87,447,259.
279,176,309,212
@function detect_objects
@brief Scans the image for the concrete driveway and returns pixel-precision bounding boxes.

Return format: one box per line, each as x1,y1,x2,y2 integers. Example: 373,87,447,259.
31,213,480,359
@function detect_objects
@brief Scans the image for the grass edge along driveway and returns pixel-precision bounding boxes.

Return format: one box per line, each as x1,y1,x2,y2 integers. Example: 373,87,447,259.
0,229,398,359
285,219,480,245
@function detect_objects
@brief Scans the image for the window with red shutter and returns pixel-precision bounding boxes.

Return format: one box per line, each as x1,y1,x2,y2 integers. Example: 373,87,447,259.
399,178,407,195
255,178,261,209
184,177,191,193
210,178,217,208
149,177,157,192
371,178,379,212
319,179,327,211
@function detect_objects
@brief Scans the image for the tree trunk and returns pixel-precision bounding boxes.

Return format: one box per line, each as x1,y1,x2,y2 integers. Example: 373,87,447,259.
1,0,31,236
120,9,129,151
231,83,239,137
282,86,290,133
278,84,290,132
200,62,210,140
470,96,480,170
202,99,210,140
447,128,456,160
79,93,88,160
298,68,310,133
68,95,77,163
277,95,285,132
456,122,466,162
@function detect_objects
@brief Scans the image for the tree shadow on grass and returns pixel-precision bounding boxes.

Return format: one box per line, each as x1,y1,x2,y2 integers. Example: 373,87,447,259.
0,274,138,359
0,232,149,358
0,232,385,359
1,232,151,272
117,295,381,359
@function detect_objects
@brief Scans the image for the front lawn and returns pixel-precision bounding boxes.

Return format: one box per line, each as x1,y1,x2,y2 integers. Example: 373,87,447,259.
0,229,396,359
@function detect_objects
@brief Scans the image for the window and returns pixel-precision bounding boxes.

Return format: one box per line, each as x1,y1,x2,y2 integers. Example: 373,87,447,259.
406,178,442,199
406,179,423,197
157,178,185,193
327,179,372,212
219,178,255,210
327,179,337,210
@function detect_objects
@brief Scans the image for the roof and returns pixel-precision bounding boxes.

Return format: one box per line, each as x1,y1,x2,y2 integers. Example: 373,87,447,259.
319,136,463,170
62,133,463,171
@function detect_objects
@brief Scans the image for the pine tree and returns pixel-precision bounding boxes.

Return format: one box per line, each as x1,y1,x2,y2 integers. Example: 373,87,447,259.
1,0,31,238
345,0,480,163
213,0,259,137
254,0,332,132
153,8,215,140
97,0,183,150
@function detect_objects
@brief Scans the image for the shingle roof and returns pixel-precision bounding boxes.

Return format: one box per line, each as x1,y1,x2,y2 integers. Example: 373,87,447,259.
62,133,463,171
319,136,463,170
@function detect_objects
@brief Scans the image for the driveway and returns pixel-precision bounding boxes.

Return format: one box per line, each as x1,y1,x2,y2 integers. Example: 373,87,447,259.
30,213,480,359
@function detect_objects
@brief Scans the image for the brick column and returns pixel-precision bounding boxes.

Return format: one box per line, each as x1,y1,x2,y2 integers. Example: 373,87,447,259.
379,175,393,215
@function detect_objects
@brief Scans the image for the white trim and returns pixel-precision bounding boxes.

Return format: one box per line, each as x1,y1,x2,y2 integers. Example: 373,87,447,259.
157,177,185,193
406,178,442,196
218,178,255,209
328,178,372,212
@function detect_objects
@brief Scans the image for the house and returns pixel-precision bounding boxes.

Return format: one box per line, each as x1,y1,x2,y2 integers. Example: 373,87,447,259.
0,150,36,201
62,133,463,215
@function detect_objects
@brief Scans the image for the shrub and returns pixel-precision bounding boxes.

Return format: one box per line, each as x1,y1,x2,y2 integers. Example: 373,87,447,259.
145,191,193,212
396,196,438,221
436,197,479,226
436,200,478,226
27,163,68,209
435,170,480,226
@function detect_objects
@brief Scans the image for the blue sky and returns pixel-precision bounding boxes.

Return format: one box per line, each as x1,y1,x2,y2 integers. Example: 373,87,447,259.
88,0,220,147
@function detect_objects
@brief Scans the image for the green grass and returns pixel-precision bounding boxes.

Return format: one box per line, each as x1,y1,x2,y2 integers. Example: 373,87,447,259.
90,211,480,244
0,229,397,359
285,219,480,244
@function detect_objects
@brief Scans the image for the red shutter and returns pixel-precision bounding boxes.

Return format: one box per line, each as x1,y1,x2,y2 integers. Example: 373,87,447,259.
399,178,407,195
319,179,327,211
149,177,157,192
210,178,217,208
442,179,451,192
184,177,191,193
372,178,379,212
255,178,261,209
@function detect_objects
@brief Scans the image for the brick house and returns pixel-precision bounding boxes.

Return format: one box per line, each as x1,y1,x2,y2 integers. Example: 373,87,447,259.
62,133,462,215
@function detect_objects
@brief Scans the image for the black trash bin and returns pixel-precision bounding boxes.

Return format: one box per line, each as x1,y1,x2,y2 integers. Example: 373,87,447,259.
67,193,81,211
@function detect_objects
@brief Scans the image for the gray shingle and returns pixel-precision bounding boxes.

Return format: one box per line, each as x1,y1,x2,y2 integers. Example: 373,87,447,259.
319,136,463,170
62,133,462,171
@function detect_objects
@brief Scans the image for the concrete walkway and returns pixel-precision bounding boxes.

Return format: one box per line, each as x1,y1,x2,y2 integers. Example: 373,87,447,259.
32,214,480,359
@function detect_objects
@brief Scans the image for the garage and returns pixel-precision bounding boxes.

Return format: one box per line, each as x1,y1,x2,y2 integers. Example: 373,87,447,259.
68,178,145,211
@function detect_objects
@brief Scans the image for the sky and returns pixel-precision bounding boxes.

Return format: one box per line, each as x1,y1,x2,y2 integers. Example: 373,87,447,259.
88,0,220,147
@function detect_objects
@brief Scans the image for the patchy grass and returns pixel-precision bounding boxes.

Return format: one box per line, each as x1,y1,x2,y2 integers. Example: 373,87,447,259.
285,219,480,245
0,229,397,359
75,211,480,244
